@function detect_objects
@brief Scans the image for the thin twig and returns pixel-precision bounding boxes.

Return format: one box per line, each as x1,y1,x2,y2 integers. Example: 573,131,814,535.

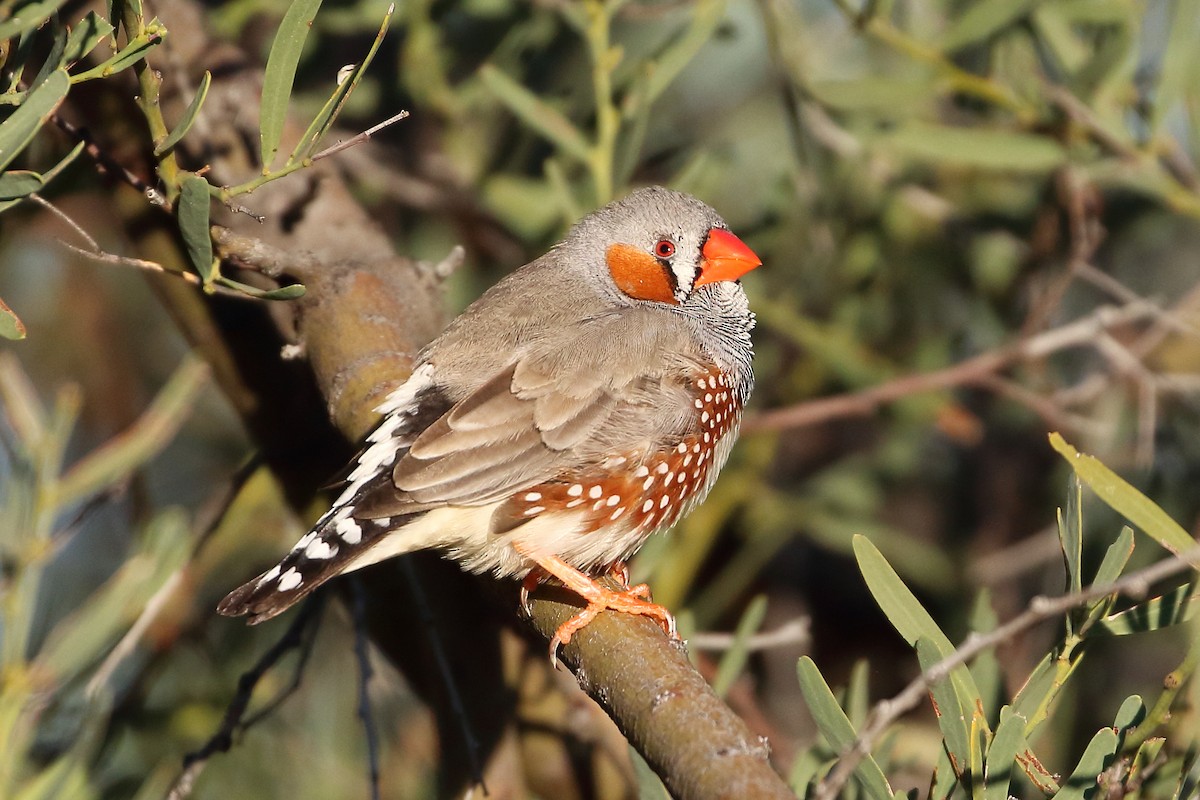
167,595,325,800
399,558,487,791
351,579,382,800
312,110,410,163
29,194,245,297
814,544,1200,800
744,301,1161,433
689,618,810,652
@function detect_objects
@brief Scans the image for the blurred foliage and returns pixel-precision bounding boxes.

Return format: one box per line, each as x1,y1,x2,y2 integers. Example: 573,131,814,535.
2,0,1200,797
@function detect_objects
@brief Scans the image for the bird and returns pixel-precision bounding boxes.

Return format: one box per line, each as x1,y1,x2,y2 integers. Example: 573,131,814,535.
217,186,761,663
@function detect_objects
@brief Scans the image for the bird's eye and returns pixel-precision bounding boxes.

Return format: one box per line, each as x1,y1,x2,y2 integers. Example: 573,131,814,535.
654,240,676,259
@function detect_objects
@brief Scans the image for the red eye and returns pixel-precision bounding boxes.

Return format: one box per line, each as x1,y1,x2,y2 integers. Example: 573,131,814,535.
654,240,676,258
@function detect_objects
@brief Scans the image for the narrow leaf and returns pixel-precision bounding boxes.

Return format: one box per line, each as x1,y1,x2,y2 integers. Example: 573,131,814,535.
1095,584,1198,636
1049,433,1195,556
712,595,767,698
0,295,27,340
916,637,970,782
62,11,114,65
288,3,392,164
0,68,70,172
796,657,895,800
940,0,1041,52
96,20,165,75
1093,527,1135,587
879,122,1067,173
0,0,69,40
1051,729,1118,800
156,70,210,155
1149,0,1200,133
54,357,209,507
0,170,44,199
214,276,306,300
480,64,591,163
260,0,325,169
177,175,215,283
1061,475,1084,595
984,707,1027,800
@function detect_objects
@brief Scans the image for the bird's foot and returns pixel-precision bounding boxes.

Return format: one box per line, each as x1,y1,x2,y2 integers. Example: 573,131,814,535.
518,552,676,668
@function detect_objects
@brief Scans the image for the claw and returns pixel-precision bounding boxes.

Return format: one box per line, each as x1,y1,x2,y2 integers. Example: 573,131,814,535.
517,551,677,666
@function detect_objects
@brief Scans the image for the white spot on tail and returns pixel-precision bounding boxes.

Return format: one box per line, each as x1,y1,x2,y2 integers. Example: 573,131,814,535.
278,568,303,591
336,516,362,544
305,540,338,560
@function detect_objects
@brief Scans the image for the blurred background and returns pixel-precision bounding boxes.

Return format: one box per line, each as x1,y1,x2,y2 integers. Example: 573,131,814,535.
2,0,1199,797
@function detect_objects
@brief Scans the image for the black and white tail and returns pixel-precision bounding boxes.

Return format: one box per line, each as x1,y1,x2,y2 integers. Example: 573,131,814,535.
217,365,442,623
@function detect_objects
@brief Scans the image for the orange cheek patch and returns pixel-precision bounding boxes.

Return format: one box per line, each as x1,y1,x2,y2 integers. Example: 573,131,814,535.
606,244,678,304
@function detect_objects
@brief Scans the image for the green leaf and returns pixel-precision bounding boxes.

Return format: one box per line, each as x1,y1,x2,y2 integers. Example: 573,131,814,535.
1112,695,1145,734
0,169,44,199
853,535,954,653
711,594,767,698
0,295,27,340
177,175,215,283
480,64,591,163
287,3,393,164
54,357,209,507
1032,4,1091,75
260,0,325,169
62,11,114,65
968,591,1001,723
796,657,895,800
629,745,671,799
37,509,192,683
1093,526,1135,587
0,139,84,213
0,68,70,172
94,20,165,76
1051,728,1118,800
940,0,1041,52
155,70,210,155
1061,474,1084,595
879,122,1067,173
214,276,307,300
0,0,70,40
984,707,1027,800
1095,583,1198,636
916,637,970,783
1049,433,1196,556
1149,0,1200,133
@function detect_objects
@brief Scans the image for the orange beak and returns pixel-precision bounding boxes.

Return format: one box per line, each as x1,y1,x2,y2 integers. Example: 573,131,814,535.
695,228,762,287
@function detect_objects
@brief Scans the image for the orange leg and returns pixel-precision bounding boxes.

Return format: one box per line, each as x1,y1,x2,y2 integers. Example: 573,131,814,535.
517,549,676,668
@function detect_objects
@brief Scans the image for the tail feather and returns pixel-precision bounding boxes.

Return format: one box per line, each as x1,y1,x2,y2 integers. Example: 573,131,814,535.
216,499,424,623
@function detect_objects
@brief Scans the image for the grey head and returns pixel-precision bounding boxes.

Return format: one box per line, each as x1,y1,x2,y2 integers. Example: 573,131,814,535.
554,186,761,311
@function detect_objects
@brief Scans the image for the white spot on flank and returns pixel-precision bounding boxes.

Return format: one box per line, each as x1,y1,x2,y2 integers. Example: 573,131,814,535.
665,471,675,484
659,495,670,509
703,432,711,443
592,499,605,511
305,540,337,560
655,463,669,474
566,498,584,508
277,568,303,591
692,443,701,453
694,399,703,409
642,476,655,491
683,454,692,467
568,484,584,497
634,465,650,478
610,507,625,520
701,411,710,424
524,491,542,502
705,393,713,402
525,505,545,516
677,442,688,453
676,473,686,484
642,499,655,512
606,494,620,506
588,485,603,499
